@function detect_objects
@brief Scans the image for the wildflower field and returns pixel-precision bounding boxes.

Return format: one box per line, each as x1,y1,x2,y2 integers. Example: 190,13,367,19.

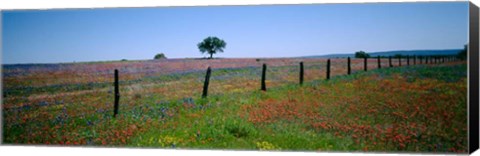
2,58,468,153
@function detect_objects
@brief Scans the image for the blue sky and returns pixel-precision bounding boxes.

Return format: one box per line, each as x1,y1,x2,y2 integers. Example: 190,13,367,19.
2,2,469,64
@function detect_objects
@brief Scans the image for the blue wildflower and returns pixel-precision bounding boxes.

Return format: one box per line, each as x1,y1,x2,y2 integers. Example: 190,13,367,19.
38,101,49,107
22,105,31,110
87,120,93,126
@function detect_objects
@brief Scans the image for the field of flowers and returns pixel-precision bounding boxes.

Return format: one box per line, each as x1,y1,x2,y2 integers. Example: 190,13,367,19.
1,58,467,153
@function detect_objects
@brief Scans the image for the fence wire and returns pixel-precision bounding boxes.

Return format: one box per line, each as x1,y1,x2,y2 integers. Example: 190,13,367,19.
2,56,458,126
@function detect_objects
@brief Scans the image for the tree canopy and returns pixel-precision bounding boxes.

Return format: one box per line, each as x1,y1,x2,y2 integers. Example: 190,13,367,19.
197,36,227,59
154,53,167,59
355,51,370,58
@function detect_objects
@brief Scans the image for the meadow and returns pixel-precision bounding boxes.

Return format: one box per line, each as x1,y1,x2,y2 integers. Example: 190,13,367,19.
2,58,467,153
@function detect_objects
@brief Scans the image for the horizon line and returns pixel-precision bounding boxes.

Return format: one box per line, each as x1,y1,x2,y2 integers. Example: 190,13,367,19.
2,48,463,66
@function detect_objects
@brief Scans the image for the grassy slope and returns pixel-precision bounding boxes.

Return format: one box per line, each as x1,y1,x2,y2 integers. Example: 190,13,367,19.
123,63,467,153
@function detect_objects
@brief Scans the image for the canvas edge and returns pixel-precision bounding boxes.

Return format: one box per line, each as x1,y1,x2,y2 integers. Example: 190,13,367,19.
469,1,479,154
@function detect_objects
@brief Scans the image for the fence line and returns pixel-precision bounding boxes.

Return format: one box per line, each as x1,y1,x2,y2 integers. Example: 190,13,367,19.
111,55,460,116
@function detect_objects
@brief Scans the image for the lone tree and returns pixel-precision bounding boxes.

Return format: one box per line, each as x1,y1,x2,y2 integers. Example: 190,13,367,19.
154,53,167,59
355,51,370,58
197,36,227,59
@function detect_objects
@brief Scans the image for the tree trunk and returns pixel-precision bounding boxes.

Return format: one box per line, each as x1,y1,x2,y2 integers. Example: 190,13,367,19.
209,53,213,59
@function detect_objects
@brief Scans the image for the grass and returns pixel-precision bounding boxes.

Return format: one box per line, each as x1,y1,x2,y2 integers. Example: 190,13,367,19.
2,60,468,153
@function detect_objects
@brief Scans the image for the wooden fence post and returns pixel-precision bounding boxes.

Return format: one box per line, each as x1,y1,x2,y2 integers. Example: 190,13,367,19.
407,55,410,66
398,55,402,66
202,67,211,98
347,57,351,75
113,69,120,118
299,62,304,85
326,59,331,80
389,56,392,67
413,55,416,65
364,57,367,71
377,56,381,69
261,64,267,91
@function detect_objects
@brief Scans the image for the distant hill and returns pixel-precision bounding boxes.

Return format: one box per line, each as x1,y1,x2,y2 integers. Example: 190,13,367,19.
303,49,463,58
3,49,463,66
